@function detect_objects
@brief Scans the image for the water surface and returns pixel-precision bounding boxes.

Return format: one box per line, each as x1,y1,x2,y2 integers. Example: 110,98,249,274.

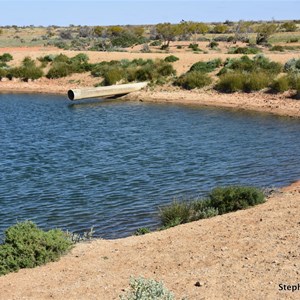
0,93,300,238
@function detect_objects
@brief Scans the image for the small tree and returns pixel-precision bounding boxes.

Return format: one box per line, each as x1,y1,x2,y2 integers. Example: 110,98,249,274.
156,23,180,48
256,23,277,45
94,26,105,37
281,21,297,32
213,24,229,34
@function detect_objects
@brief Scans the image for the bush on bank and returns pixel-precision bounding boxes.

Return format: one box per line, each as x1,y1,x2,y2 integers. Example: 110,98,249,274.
160,186,265,228
174,71,212,90
0,221,73,276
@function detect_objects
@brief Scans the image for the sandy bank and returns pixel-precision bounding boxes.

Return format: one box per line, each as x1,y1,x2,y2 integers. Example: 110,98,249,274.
0,181,300,299
2,79,300,119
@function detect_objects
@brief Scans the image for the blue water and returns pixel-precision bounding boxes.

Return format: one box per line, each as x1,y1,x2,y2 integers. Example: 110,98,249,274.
0,93,300,238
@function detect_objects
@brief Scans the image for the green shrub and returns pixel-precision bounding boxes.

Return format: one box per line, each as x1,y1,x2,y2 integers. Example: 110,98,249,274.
164,55,179,63
288,38,299,43
284,58,300,73
270,45,285,52
0,68,7,79
270,75,290,93
215,72,245,92
46,62,73,78
102,66,126,85
209,186,265,214
0,221,73,276
150,40,162,46
243,72,271,92
120,277,174,300
189,58,222,73
134,228,151,236
0,53,13,63
228,47,261,54
111,32,146,48
208,41,219,49
159,200,192,227
188,43,200,51
175,71,212,90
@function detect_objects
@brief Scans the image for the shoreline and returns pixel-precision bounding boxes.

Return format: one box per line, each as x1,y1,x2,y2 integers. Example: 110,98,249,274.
1,81,300,118
1,180,299,299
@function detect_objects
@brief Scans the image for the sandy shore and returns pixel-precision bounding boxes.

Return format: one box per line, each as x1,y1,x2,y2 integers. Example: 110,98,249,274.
0,181,300,300
1,79,300,118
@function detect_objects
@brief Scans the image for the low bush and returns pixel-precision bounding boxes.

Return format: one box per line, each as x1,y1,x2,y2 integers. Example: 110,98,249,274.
102,66,126,85
189,58,222,73
0,68,7,79
174,71,212,90
159,186,264,228
149,40,162,46
215,72,245,92
0,53,13,63
164,55,179,63
215,71,271,93
134,228,151,236
270,45,285,52
46,62,73,78
270,75,290,93
208,186,265,214
208,41,219,49
0,221,73,276
228,47,261,54
111,32,146,48
188,43,200,51
120,277,174,300
219,55,282,76
284,58,300,73
287,38,299,43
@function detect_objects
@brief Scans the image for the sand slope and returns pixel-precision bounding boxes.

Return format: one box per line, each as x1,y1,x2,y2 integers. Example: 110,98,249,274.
1,182,300,300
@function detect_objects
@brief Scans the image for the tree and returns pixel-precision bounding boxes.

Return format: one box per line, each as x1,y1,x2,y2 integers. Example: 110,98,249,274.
94,26,105,37
156,23,180,47
186,22,209,41
281,21,297,32
233,21,253,43
107,26,124,37
132,26,145,37
213,24,229,34
255,23,278,45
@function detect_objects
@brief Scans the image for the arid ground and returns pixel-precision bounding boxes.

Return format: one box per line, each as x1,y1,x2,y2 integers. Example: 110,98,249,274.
0,181,300,300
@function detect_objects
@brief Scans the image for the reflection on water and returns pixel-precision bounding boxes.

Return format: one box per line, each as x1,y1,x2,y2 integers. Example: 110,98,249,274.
0,93,300,239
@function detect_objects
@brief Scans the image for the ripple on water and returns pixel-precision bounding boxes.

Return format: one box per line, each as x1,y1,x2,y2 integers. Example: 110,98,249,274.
0,94,300,238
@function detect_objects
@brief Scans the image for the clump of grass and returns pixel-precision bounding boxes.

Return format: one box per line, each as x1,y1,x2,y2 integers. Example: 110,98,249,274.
120,276,174,300
0,53,13,63
159,186,265,228
164,55,179,63
215,71,272,93
228,46,261,54
0,221,73,276
270,75,290,93
134,227,151,236
189,58,222,73
270,45,285,52
174,71,212,90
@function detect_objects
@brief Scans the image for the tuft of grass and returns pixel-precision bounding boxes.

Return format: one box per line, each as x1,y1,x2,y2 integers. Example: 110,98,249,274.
0,221,73,276
164,55,179,63
134,228,151,236
189,58,222,73
270,75,290,93
175,71,212,90
159,186,265,228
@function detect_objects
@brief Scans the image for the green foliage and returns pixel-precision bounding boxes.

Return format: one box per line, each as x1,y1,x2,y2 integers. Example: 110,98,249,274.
284,58,300,73
0,221,73,276
0,53,13,63
150,40,162,46
91,58,175,86
270,45,284,52
120,277,174,300
188,43,200,51
215,72,245,92
208,41,219,49
270,75,290,93
134,228,151,236
228,46,261,54
159,186,264,228
164,55,179,63
111,32,146,48
213,24,229,33
7,57,43,81
0,68,7,79
219,55,282,75
190,58,222,73
175,71,212,90
256,23,277,45
287,38,299,43
46,53,91,78
208,186,265,214
281,21,297,32
215,71,271,93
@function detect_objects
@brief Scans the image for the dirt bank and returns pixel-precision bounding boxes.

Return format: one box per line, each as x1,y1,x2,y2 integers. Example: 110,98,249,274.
0,181,300,300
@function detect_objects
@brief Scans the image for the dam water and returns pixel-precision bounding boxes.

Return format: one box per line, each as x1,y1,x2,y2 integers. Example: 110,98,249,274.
1,93,300,238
